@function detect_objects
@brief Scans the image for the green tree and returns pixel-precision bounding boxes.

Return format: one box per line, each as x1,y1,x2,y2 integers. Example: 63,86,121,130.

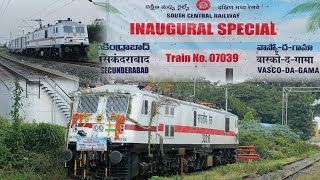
288,1,320,32
87,23,106,43
0,116,10,128
243,111,255,123
9,80,24,152
287,93,315,140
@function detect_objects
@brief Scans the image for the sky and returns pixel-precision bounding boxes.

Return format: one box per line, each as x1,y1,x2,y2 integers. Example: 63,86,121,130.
0,0,106,44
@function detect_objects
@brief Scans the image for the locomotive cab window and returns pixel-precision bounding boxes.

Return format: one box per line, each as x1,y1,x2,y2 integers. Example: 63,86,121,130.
64,26,73,33
141,100,148,115
76,95,99,113
76,27,85,33
225,117,230,133
45,30,48,38
106,95,130,114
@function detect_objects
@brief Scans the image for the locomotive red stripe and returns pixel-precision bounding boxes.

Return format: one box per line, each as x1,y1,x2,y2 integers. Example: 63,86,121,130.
78,123,93,128
125,124,157,131
74,123,234,136
158,124,164,131
174,126,235,136
26,36,65,43
26,36,88,43
125,124,235,136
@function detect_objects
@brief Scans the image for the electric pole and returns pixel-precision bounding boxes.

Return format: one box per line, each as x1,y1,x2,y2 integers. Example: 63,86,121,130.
225,88,228,112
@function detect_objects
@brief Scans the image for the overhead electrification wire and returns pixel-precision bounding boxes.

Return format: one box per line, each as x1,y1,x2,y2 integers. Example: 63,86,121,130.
28,0,64,19
41,0,76,19
1,0,12,16
21,0,71,31
0,0,6,13
21,19,35,30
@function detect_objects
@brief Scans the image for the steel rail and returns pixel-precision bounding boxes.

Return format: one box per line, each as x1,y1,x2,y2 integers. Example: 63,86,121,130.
0,54,78,81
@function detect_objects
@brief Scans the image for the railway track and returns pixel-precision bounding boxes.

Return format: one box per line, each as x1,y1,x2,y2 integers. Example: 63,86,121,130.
1,52,100,68
0,51,109,84
55,59,100,68
242,156,320,180
281,157,320,180
0,54,77,81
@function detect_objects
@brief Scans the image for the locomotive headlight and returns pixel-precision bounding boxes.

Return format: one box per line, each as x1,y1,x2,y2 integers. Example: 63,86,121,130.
120,124,125,132
110,151,123,164
65,47,70,52
63,149,73,162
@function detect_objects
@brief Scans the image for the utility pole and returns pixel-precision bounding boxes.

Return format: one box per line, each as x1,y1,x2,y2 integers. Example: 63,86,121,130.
225,88,228,112
193,78,196,100
193,64,198,103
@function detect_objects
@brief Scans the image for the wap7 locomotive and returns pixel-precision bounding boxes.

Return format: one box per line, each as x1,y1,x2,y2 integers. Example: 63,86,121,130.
64,85,239,179
8,18,89,59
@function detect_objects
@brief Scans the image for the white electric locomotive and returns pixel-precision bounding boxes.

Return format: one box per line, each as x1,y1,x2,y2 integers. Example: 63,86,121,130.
8,18,89,59
63,84,239,179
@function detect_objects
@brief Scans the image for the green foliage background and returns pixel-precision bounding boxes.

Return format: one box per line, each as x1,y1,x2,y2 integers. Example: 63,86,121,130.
148,81,320,140
239,122,318,160
0,118,68,180
87,23,106,43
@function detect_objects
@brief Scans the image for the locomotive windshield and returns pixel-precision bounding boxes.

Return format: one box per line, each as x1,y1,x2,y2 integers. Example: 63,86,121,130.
106,95,130,114
75,95,99,113
64,26,73,33
76,27,85,33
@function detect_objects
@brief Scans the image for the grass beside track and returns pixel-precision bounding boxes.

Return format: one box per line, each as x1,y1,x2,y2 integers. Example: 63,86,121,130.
87,42,99,62
152,151,320,180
